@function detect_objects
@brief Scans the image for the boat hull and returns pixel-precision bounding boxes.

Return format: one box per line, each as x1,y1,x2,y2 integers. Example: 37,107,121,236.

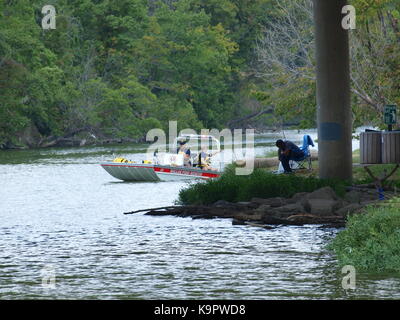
101,162,220,182
154,166,220,181
101,163,160,181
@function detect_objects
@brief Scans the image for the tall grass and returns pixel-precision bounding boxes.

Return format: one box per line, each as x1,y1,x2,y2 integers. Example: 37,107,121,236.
178,166,348,205
328,198,400,273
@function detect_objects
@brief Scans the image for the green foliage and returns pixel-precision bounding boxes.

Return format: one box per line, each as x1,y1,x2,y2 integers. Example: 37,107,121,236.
0,0,60,144
1,0,258,147
178,166,348,205
254,0,400,129
2,0,398,148
190,0,273,62
132,1,239,128
329,200,400,273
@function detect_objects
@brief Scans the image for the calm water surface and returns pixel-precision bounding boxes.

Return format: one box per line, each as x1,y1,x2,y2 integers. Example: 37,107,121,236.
1,131,400,299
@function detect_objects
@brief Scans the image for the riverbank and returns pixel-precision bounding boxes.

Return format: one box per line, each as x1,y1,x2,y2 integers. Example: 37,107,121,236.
250,148,400,186
170,154,400,274
329,197,400,273
127,184,388,229
0,127,143,150
163,154,399,230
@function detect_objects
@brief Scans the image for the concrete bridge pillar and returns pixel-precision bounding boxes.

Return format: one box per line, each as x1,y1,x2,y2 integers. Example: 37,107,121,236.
313,0,353,180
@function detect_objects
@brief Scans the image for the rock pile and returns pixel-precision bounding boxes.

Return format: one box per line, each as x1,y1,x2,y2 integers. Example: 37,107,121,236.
126,186,384,229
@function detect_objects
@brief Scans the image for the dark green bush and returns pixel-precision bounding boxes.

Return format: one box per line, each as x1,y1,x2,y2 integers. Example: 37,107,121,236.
177,167,348,205
328,200,400,273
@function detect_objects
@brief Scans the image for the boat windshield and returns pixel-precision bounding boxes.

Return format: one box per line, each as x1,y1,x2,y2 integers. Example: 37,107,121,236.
173,134,220,154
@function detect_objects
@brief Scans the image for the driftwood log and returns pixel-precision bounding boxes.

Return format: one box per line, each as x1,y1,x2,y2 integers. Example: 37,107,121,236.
235,151,318,168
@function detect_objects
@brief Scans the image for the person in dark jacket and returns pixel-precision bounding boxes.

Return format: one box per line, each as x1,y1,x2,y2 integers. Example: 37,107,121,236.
276,139,305,173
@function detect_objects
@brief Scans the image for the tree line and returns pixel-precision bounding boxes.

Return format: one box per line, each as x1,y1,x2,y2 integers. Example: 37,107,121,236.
0,0,398,149
255,0,400,129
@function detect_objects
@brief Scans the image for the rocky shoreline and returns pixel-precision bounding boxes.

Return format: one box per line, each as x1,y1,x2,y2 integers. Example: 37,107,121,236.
125,186,386,229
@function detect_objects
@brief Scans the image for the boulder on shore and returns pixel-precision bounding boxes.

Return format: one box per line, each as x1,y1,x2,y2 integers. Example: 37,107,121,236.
251,197,285,207
307,199,342,216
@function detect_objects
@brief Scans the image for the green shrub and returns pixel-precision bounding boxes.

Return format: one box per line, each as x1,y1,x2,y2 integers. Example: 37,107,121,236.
177,167,348,205
328,200,400,273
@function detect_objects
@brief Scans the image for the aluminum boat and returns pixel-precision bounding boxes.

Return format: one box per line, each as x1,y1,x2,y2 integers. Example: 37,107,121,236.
101,134,222,182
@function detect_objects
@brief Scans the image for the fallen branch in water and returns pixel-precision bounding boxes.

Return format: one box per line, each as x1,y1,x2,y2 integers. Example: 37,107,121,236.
124,205,181,215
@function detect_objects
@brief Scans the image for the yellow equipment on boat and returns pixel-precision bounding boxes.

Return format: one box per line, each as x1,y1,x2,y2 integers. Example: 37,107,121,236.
113,157,131,163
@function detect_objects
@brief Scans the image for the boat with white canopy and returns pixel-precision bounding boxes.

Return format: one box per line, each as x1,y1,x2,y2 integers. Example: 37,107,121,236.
100,134,222,182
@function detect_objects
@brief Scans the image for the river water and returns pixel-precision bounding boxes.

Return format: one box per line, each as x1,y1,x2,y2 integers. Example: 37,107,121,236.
1,130,400,299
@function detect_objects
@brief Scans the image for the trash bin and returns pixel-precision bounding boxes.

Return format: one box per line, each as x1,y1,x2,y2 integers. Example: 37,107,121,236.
382,131,400,164
360,131,382,164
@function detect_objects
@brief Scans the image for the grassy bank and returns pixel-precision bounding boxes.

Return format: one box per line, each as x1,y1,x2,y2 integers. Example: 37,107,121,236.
178,149,400,206
178,166,349,205
328,198,400,273
262,148,400,187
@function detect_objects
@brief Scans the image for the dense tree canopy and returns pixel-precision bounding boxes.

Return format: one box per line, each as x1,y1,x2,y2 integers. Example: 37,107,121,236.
0,0,399,148
1,0,259,147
